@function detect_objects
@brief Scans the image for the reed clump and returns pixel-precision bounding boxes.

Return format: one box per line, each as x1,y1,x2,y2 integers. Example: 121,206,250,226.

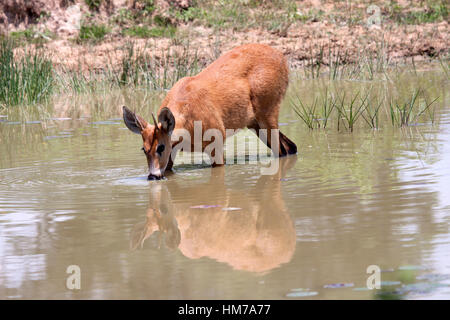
0,39,54,107
291,88,440,131
389,90,439,127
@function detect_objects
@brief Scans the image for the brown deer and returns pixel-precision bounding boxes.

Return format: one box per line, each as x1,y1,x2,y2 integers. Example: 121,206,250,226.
123,43,297,180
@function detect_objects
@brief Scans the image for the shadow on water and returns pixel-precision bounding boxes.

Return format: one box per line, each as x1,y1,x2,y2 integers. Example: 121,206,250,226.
130,156,298,273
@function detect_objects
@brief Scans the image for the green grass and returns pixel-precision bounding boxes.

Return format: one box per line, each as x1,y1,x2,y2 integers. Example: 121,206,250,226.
291,89,337,130
438,56,450,79
85,0,102,11
72,1,449,44
335,91,370,132
166,0,447,31
291,91,370,132
77,23,110,43
389,90,439,127
0,39,54,107
8,29,55,46
361,98,383,130
290,85,441,131
389,1,448,24
111,0,156,25
123,25,176,38
9,29,35,41
291,95,319,130
171,0,299,31
140,0,156,15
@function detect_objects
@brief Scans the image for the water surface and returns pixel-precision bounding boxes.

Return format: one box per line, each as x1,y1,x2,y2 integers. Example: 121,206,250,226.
0,69,449,299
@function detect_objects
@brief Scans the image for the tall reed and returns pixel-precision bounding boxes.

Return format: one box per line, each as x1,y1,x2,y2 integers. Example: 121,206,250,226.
389,90,439,127
0,39,54,107
0,39,54,106
291,87,440,131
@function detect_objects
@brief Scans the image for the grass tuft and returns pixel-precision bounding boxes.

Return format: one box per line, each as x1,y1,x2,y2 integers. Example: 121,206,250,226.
85,0,102,11
291,86,440,131
0,39,54,107
77,23,110,43
389,90,439,127
123,25,176,38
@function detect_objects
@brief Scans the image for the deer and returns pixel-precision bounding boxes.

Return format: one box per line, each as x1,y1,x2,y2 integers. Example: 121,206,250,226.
122,43,297,180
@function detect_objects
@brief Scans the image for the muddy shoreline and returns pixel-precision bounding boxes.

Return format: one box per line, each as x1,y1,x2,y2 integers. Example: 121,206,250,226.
14,20,449,73
1,1,448,72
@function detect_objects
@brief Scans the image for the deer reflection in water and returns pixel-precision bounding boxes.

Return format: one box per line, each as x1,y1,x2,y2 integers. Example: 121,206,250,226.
130,156,297,273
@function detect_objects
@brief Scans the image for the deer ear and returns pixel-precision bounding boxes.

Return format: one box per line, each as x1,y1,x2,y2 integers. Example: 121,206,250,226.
123,106,148,134
158,107,175,135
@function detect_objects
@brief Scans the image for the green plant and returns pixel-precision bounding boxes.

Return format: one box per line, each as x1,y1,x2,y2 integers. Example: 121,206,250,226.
85,0,102,11
0,39,54,106
335,91,370,132
141,0,156,14
9,29,35,41
175,7,205,22
389,1,448,24
319,89,336,129
291,95,319,129
123,25,176,38
361,97,383,129
8,29,55,46
113,8,134,25
78,23,110,43
438,56,449,79
293,89,339,129
169,0,301,32
389,90,438,127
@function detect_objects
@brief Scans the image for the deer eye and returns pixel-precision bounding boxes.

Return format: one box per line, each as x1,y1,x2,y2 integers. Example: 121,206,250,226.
156,144,165,155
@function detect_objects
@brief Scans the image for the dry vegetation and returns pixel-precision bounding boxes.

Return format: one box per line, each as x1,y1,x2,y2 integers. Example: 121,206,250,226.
0,0,448,73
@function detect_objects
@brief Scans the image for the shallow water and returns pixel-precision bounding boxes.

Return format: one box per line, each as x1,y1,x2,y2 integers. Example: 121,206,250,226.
1,69,450,299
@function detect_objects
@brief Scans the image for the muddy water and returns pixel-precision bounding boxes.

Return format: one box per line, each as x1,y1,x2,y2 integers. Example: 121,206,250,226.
1,71,450,299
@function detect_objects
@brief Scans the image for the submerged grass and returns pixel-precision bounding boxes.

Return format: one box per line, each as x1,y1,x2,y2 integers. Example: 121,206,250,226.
291,88,336,129
389,90,439,127
290,84,442,132
438,56,450,79
335,91,370,132
390,1,448,24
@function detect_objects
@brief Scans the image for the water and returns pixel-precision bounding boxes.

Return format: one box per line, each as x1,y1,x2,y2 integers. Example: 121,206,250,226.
0,69,449,299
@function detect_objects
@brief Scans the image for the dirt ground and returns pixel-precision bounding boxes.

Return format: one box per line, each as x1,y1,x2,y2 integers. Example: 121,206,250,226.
1,0,449,71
